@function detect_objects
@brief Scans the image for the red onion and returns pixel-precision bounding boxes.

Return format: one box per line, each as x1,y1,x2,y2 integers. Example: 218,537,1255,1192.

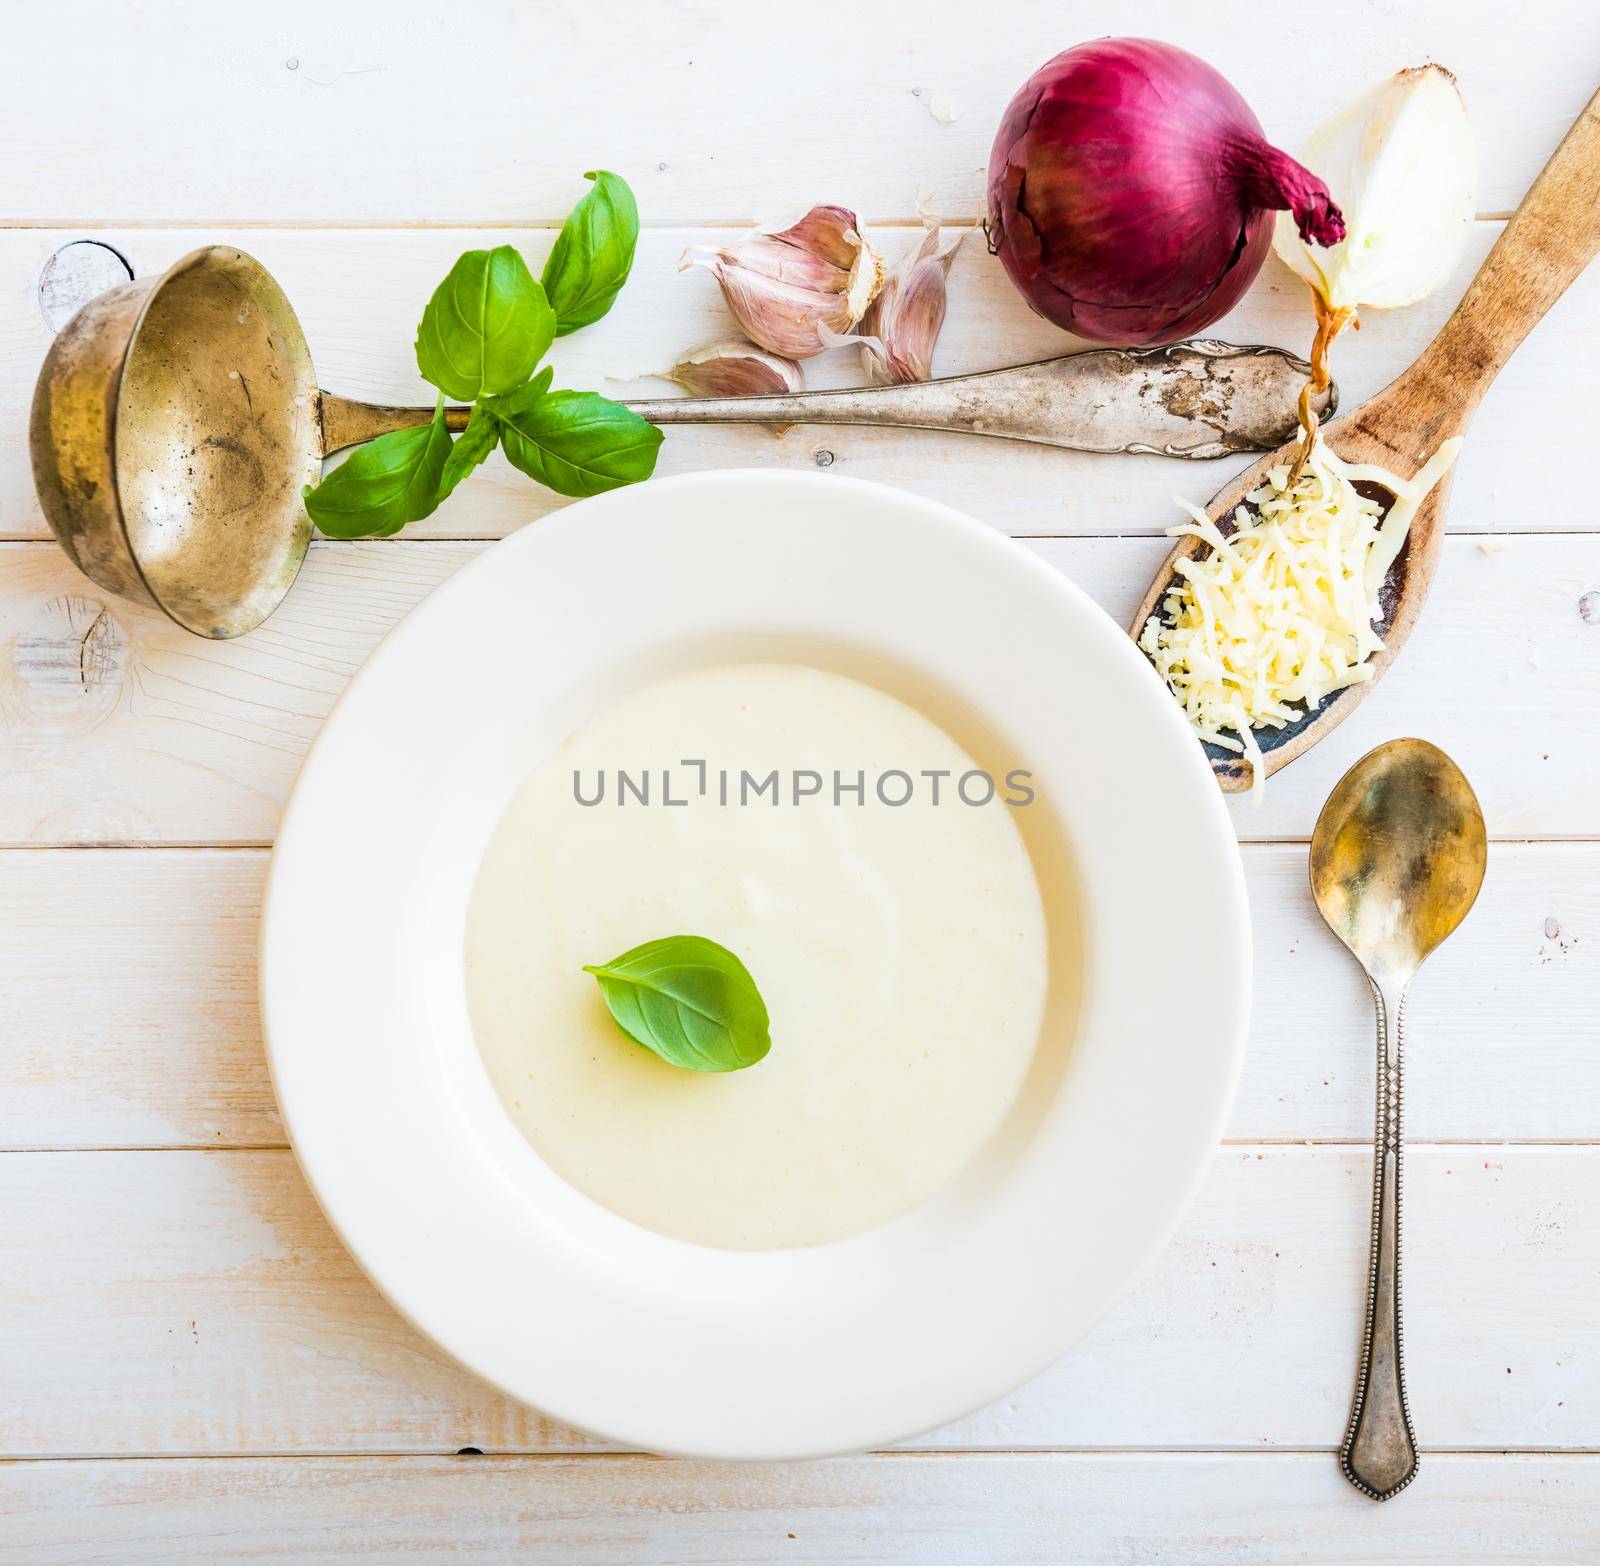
986,38,1345,346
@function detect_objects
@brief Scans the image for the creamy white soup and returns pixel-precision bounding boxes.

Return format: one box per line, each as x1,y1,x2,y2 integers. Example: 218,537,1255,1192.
465,663,1049,1250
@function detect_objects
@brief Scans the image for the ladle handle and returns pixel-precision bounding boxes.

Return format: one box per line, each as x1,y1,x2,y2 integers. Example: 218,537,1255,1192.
317,393,471,456
1340,980,1420,1503
316,344,1330,460
1413,86,1600,403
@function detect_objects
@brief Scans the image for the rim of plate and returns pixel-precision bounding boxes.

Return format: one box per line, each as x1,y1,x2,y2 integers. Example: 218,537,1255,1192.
260,468,1250,1459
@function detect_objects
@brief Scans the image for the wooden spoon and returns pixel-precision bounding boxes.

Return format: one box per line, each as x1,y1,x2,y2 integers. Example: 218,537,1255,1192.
1130,87,1600,793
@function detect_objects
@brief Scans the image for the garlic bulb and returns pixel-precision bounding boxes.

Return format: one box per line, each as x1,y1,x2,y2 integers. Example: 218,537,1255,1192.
1272,64,1475,320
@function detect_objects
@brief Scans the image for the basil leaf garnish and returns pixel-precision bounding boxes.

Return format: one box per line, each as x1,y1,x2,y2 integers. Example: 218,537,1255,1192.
490,384,662,498
299,172,659,537
583,935,771,1073
436,397,508,503
541,170,639,336
415,246,554,401
303,398,451,538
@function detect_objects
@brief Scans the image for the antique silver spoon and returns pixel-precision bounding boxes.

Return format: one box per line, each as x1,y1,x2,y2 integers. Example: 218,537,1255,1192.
619,338,1329,460
1309,738,1487,1501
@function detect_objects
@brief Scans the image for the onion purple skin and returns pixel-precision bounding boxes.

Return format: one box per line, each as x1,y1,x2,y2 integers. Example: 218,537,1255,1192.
987,37,1344,346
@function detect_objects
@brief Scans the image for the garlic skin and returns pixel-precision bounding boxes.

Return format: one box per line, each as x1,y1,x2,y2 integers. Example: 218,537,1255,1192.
851,222,965,384
682,205,885,359
1272,64,1475,317
662,341,805,397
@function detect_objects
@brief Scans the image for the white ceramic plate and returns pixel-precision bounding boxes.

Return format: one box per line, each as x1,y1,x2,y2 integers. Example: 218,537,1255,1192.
261,469,1249,1459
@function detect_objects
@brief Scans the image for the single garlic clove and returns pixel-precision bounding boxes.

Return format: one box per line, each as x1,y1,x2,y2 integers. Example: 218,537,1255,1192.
680,204,885,358
856,221,966,384
1272,63,1475,317
662,340,805,397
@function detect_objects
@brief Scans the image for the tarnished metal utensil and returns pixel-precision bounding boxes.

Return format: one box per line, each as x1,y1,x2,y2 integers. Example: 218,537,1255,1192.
30,243,1332,639
31,246,321,639
1310,739,1487,1502
621,339,1332,459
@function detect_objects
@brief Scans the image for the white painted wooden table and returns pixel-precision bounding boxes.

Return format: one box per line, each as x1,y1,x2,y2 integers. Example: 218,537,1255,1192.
2,4,1598,1560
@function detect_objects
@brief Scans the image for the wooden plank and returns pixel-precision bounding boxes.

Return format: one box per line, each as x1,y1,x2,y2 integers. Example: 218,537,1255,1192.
2,0,1593,221
2,533,1595,848
4,222,1598,544
1,1146,1594,1455
0,1452,1595,1565
3,843,1594,1151
0,850,277,1148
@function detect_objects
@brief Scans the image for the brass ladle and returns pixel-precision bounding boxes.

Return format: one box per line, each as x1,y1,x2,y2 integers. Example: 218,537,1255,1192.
29,243,1332,639
1309,738,1487,1502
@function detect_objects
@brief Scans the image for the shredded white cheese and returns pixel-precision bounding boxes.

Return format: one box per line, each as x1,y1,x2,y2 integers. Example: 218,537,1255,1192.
1139,435,1462,802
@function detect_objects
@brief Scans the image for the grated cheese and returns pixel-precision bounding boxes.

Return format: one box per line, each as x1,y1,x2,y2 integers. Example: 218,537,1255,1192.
1139,435,1462,802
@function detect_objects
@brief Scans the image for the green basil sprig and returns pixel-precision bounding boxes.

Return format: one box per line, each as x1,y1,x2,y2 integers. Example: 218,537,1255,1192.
303,170,654,538
583,935,771,1073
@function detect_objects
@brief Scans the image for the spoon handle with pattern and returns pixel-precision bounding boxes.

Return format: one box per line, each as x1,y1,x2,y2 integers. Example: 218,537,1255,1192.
1340,979,1420,1501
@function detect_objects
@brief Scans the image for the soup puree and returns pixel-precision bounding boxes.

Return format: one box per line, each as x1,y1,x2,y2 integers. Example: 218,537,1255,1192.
465,663,1049,1250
